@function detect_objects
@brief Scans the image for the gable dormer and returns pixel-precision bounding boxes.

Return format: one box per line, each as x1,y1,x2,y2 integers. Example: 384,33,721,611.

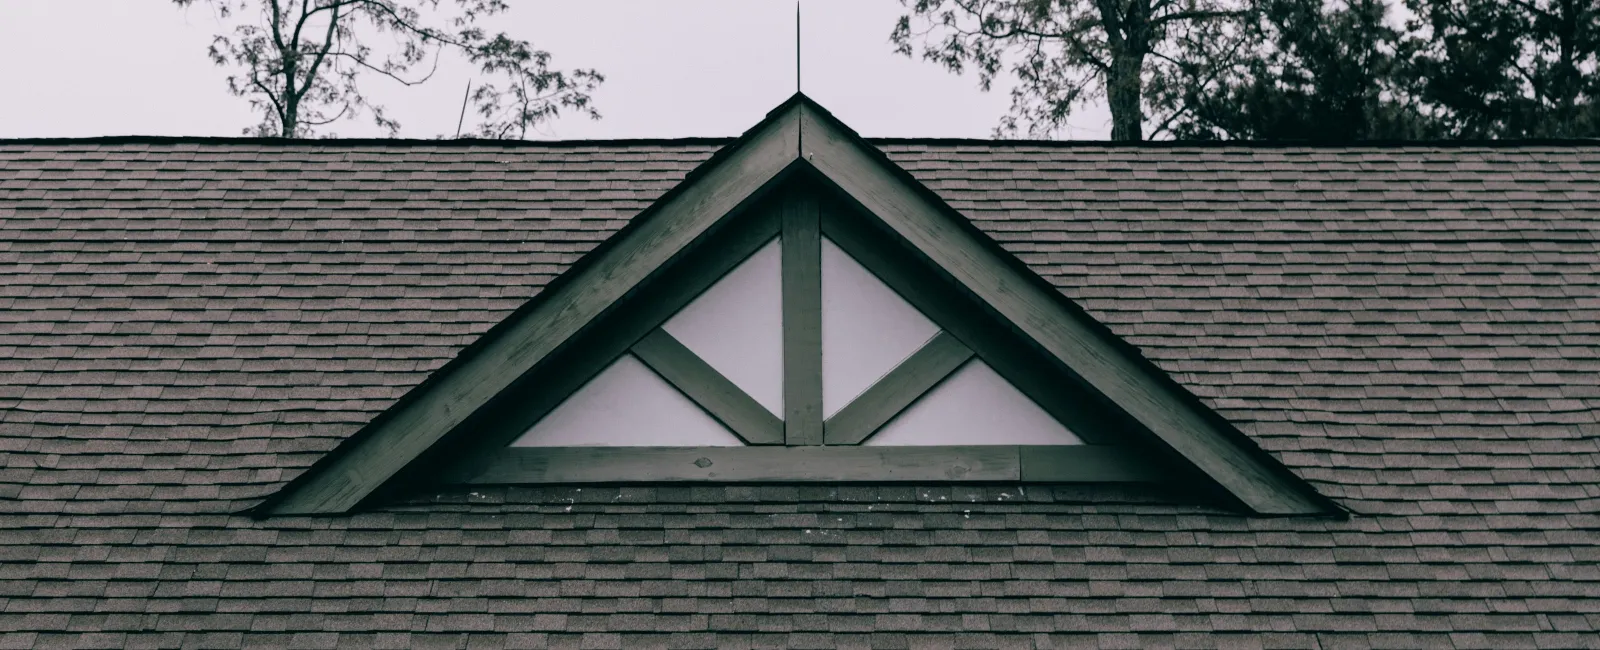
261,96,1335,516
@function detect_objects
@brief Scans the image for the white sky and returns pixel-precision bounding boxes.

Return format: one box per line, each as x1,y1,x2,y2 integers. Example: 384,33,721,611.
0,0,1113,140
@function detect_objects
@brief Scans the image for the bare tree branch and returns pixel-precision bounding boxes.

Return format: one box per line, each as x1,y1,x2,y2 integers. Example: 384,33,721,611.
177,0,602,138
326,48,440,86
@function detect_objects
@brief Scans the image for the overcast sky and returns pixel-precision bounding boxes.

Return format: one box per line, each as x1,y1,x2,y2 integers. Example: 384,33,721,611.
0,0,1114,140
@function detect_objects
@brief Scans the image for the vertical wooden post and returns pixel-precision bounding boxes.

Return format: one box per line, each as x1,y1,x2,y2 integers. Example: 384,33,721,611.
781,189,823,445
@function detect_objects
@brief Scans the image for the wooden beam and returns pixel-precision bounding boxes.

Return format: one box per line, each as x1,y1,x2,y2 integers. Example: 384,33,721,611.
798,104,1326,515
344,206,784,508
396,203,785,500
824,331,973,445
454,209,781,454
820,204,1122,445
781,189,823,445
632,329,784,445
443,445,1160,484
266,104,803,514
1019,446,1166,482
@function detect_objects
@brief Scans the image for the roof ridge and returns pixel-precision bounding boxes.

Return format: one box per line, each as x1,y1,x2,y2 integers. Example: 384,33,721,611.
0,135,738,147
3,135,1599,148
868,137,1600,148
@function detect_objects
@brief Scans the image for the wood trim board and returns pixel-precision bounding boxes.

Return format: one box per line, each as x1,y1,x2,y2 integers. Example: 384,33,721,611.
457,208,781,454
781,188,824,445
444,445,1164,484
797,102,1328,514
265,104,803,514
261,95,1331,517
824,331,973,445
407,201,786,497
819,202,1125,446
632,329,784,445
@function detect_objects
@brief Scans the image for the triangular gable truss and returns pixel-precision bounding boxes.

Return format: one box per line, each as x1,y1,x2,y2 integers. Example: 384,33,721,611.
417,178,1144,488
261,95,1334,517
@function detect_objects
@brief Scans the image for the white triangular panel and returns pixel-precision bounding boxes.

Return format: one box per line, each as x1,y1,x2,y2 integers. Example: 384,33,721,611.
512,354,743,447
822,237,940,417
662,238,784,416
866,359,1083,446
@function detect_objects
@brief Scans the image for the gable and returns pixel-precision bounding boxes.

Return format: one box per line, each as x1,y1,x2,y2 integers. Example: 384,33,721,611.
3,133,1594,521
245,97,1334,517
3,133,1598,645
413,175,1146,487
493,198,1083,451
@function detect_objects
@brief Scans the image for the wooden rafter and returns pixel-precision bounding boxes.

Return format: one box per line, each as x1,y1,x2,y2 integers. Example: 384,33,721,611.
820,201,1124,446
261,94,1333,517
261,98,803,515
796,102,1330,515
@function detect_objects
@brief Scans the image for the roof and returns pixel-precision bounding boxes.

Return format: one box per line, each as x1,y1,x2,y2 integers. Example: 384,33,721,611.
2,132,1599,647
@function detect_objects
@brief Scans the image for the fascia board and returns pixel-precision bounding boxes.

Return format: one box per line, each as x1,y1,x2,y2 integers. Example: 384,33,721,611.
260,93,1335,517
794,101,1333,516
261,100,805,515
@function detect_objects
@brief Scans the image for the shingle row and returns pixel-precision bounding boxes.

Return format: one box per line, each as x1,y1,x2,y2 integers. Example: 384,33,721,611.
2,139,1598,645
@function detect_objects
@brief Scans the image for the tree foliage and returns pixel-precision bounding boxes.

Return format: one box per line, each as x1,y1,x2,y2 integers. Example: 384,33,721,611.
1168,0,1441,140
174,0,603,138
1406,0,1600,138
891,0,1250,140
896,0,1600,140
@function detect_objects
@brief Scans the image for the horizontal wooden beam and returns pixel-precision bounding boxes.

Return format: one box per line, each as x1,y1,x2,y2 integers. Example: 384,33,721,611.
1020,446,1166,482
632,329,784,445
824,331,973,445
442,445,1164,484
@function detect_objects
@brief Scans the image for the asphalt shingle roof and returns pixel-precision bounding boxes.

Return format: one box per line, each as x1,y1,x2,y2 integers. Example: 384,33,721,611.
1,138,1597,648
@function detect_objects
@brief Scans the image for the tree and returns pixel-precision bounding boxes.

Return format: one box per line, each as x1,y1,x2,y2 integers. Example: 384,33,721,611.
891,0,1250,140
173,0,603,138
1166,0,1444,140
1405,0,1600,138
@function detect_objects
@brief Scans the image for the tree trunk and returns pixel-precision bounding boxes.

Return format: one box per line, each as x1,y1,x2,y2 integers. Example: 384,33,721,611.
283,102,298,138
281,62,300,137
1106,52,1146,141
1552,0,1578,135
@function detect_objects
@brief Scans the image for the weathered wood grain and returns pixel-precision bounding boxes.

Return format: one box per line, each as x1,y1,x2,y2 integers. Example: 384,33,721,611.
820,205,1123,446
633,329,784,445
781,187,824,445
268,105,803,514
824,331,973,445
443,445,1159,484
798,103,1325,514
1019,445,1166,482
452,209,781,457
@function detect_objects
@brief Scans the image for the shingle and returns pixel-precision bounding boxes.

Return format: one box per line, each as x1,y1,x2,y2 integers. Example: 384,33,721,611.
2,139,1598,645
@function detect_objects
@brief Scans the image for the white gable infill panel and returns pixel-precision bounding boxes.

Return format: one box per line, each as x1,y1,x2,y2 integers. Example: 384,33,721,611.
663,238,785,417
513,354,743,447
821,236,940,417
867,359,1084,447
